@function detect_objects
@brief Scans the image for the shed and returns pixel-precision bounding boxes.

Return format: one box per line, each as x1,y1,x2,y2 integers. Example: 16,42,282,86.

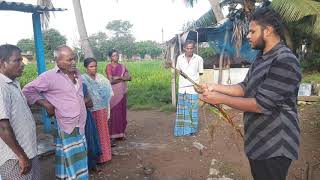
0,1,66,133
165,18,259,105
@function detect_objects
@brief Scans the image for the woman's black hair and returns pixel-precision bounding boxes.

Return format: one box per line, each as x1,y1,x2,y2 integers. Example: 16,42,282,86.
251,7,286,41
83,57,97,68
108,49,119,58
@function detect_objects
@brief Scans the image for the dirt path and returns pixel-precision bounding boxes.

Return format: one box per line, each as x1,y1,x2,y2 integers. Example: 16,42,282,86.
39,103,320,180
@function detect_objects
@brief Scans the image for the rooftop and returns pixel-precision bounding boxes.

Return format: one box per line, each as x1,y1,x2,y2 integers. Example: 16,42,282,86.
0,1,66,13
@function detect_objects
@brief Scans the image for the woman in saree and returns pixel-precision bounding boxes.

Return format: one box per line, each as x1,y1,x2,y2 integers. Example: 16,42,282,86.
105,49,131,141
83,83,101,172
82,58,113,164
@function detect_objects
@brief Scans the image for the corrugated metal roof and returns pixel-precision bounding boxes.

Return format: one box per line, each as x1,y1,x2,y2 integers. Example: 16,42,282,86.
0,1,66,13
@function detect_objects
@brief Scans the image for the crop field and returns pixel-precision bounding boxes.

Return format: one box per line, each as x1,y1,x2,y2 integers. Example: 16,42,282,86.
19,60,173,110
20,60,318,110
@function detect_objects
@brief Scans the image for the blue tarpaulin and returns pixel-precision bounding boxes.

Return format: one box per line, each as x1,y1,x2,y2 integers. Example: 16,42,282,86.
183,19,258,63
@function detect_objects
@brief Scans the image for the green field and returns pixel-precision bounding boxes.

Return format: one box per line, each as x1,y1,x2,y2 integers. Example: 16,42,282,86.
19,60,319,110
19,60,173,110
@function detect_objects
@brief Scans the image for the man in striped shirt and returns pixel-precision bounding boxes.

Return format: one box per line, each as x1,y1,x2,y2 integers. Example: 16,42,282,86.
0,45,39,180
197,7,301,180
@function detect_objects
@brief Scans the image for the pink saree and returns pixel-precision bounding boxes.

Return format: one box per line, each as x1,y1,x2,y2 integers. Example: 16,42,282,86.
106,63,128,139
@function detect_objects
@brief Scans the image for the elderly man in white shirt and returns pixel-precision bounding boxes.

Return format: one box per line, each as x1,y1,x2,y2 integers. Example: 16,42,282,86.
174,40,204,136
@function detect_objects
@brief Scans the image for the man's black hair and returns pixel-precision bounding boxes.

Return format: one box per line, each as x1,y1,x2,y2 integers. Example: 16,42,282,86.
0,44,21,62
251,7,285,41
184,40,196,47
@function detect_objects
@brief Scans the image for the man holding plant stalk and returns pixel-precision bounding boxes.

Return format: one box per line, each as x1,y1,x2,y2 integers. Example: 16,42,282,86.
196,7,301,180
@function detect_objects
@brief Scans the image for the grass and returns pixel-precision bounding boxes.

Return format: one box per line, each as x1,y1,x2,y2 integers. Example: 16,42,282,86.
19,60,172,110
302,71,320,84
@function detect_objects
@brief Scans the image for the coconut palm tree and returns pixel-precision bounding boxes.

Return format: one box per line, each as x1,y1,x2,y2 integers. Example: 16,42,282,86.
37,0,95,58
37,0,54,30
184,0,224,21
72,0,94,58
186,0,320,36
272,0,320,36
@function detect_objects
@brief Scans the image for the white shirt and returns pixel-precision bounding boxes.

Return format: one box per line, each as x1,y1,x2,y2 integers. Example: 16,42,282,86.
176,53,203,94
0,73,37,166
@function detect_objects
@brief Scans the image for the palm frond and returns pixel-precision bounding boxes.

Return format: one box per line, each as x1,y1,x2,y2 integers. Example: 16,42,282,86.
272,0,320,21
37,0,55,30
294,16,317,34
313,16,320,33
272,0,320,36
186,9,217,30
232,18,248,57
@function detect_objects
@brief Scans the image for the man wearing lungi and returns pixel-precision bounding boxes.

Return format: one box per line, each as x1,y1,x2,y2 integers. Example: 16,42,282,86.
23,45,88,180
0,44,39,180
174,40,204,136
197,7,301,180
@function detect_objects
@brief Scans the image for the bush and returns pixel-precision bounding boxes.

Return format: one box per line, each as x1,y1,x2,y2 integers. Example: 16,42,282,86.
301,53,320,72
198,47,215,60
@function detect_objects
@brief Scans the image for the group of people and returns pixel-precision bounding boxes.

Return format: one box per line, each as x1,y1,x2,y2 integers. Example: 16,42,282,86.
0,45,130,179
0,6,302,180
175,7,301,180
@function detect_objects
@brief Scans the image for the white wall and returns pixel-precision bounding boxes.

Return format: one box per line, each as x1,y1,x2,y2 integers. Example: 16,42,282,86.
200,68,249,85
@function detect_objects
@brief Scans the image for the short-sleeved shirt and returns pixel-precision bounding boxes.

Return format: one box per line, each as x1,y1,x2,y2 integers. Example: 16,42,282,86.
0,73,37,166
176,53,204,94
239,42,301,160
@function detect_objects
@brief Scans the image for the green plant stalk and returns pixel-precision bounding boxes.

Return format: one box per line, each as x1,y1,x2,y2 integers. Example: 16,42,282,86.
171,66,244,138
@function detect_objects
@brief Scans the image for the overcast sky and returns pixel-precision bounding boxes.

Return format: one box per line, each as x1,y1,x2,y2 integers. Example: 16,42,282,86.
0,0,211,46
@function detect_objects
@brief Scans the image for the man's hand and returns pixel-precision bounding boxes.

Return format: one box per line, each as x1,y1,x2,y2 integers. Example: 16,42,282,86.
36,99,55,117
18,154,31,175
194,85,205,94
194,83,212,94
0,120,32,175
198,83,220,92
200,91,223,105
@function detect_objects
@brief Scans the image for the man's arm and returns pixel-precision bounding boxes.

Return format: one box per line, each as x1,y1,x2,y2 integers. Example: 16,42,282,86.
22,74,50,105
197,66,249,97
200,91,262,113
35,99,55,116
22,74,55,116
0,119,31,174
198,83,245,97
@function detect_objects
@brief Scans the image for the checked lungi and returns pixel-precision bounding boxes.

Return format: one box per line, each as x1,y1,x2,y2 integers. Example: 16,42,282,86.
174,93,199,136
0,157,40,180
54,127,88,180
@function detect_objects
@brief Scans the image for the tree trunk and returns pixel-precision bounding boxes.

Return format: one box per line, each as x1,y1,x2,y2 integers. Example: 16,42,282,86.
72,0,95,58
207,0,224,84
208,0,224,22
243,0,256,19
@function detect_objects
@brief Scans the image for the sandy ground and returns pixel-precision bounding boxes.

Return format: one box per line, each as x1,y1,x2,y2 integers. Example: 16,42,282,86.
38,103,320,180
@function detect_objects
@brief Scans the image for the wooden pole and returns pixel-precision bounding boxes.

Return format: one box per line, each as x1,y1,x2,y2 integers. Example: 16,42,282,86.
218,31,229,84
171,45,176,106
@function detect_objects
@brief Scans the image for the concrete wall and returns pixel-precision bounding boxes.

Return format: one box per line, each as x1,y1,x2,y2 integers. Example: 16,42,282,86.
200,68,249,85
